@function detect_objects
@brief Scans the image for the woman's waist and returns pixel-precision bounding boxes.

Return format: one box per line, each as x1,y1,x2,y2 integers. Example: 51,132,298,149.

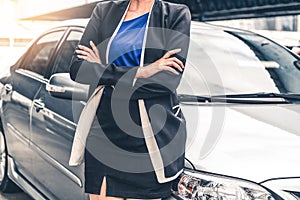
98,88,179,112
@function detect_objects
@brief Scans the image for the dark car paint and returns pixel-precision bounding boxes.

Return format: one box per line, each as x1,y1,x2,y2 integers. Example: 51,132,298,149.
0,26,89,200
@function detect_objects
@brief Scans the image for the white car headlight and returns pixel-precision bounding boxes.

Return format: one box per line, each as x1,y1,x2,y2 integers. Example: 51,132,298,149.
175,171,276,200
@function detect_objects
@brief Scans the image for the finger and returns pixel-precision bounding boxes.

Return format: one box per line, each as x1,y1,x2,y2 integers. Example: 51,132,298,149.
90,41,99,57
75,49,89,56
79,55,94,63
160,65,179,75
164,61,183,72
76,50,97,63
78,45,95,56
163,48,181,59
90,41,102,63
83,46,97,60
78,45,95,59
77,55,87,60
168,57,185,69
90,41,99,59
163,49,182,59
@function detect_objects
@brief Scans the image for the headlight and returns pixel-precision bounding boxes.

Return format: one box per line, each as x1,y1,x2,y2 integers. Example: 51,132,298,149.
175,171,276,200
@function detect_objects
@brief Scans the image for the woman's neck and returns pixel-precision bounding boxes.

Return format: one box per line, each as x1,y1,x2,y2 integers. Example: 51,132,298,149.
128,0,154,13
124,0,154,21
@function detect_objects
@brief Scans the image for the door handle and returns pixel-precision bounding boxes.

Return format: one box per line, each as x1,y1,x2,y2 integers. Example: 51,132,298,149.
33,99,45,113
4,84,12,94
1,84,13,101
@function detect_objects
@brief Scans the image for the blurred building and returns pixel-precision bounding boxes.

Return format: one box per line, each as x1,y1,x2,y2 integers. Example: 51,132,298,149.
0,0,99,48
213,15,299,32
212,16,300,48
1,0,300,48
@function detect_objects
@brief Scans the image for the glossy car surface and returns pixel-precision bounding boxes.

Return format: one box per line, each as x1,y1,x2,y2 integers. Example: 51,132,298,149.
0,19,299,200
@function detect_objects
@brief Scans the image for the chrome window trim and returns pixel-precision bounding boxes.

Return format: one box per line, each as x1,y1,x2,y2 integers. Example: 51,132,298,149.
16,29,67,79
15,69,48,84
50,28,84,75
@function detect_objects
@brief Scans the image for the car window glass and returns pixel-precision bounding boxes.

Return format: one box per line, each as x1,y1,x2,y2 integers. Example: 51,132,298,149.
227,31,300,93
21,31,64,76
178,29,299,96
52,30,83,74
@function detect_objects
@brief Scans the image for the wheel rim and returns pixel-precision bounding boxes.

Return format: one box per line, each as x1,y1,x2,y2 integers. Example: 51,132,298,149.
0,132,6,183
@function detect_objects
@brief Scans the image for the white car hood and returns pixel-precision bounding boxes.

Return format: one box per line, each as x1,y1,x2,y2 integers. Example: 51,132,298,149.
182,104,300,183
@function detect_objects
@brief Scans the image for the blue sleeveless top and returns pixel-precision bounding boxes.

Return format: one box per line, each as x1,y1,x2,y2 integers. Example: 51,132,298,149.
108,13,149,67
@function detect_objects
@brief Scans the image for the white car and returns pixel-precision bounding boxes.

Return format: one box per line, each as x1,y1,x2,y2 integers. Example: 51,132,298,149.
0,19,299,200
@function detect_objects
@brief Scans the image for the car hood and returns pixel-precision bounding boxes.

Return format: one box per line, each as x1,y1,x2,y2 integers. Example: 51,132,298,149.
182,103,300,183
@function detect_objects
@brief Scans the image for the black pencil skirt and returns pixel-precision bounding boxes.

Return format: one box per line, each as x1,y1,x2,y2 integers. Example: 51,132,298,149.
84,117,174,198
84,88,185,198
84,149,174,198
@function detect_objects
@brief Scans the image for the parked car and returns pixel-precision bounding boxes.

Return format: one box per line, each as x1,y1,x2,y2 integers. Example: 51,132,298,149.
0,19,300,200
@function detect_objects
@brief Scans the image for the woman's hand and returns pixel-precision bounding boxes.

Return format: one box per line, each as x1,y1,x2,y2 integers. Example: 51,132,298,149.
76,41,102,64
135,49,184,79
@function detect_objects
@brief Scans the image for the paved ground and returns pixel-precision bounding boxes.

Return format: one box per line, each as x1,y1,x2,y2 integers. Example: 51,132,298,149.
0,192,32,200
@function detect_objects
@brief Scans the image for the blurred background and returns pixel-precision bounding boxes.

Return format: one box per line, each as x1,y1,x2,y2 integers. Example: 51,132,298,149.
0,0,300,69
0,0,99,67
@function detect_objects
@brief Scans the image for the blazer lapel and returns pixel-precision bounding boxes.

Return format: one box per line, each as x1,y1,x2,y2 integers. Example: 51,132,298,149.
108,0,130,34
98,0,131,63
144,0,165,65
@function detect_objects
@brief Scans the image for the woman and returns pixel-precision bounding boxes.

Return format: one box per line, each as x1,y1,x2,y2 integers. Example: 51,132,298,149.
69,0,191,199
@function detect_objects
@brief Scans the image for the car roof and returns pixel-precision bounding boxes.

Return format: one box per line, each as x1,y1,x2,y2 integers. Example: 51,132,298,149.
50,18,252,35
46,18,89,31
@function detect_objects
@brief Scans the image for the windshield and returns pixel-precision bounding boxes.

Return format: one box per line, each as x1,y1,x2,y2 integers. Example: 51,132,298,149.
177,24,300,96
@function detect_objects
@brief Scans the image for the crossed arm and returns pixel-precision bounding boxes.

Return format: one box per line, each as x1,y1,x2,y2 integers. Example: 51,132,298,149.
76,41,185,79
69,4,191,98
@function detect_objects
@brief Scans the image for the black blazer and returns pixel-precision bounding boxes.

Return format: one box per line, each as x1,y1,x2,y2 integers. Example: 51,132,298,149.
69,0,191,182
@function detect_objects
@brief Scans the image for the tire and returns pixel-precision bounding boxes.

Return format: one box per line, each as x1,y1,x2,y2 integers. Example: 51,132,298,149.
0,127,21,193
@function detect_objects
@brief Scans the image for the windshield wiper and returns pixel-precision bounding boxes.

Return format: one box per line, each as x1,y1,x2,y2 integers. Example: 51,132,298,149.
177,94,212,103
177,93,293,104
213,92,300,101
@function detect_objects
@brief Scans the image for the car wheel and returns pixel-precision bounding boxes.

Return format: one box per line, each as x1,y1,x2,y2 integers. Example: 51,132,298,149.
0,127,21,193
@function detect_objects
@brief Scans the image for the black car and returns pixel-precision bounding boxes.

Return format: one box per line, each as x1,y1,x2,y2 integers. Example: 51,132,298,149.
0,19,300,200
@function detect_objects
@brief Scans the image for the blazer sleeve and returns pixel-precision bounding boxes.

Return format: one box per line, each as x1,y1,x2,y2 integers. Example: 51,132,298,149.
69,4,139,89
130,5,191,99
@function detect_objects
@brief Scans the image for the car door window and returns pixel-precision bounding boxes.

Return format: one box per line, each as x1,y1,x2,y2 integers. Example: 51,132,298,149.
21,31,65,76
45,30,85,124
52,30,83,74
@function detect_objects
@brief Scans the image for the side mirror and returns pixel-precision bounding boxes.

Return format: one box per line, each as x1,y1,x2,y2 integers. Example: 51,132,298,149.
46,73,89,101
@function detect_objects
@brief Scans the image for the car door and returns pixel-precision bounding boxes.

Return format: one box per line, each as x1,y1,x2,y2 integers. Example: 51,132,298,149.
1,29,65,184
30,28,88,200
